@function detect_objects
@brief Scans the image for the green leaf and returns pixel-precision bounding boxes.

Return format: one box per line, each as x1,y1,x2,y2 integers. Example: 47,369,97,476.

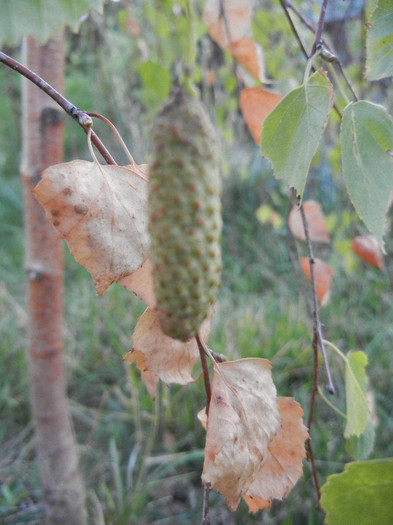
137,60,171,106
345,416,375,460
0,0,105,46
261,70,333,198
340,101,393,249
344,351,369,438
366,0,393,80
321,459,393,525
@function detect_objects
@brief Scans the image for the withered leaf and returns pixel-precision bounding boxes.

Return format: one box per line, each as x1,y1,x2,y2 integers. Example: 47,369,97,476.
243,397,309,512
300,256,333,306
240,87,283,145
352,235,383,271
123,308,211,397
203,0,255,49
202,358,280,511
120,258,156,309
288,200,330,244
228,38,265,81
34,160,149,295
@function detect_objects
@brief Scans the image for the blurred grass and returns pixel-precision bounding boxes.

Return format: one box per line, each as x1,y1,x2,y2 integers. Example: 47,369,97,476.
2,158,393,523
1,11,393,524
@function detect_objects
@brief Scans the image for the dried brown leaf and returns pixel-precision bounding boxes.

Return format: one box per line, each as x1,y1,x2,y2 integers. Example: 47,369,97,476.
202,358,280,511
352,235,384,270
228,38,265,81
243,397,309,512
288,200,330,244
120,258,156,309
34,160,149,295
300,257,333,307
239,87,283,145
203,0,255,49
123,308,211,397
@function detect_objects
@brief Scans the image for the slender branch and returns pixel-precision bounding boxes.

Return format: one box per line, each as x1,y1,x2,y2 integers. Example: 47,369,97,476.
196,332,212,525
219,0,242,98
201,483,211,525
286,0,359,101
300,204,335,395
196,332,212,415
305,440,321,501
277,0,341,119
307,330,320,430
311,0,329,55
278,0,309,58
0,51,116,165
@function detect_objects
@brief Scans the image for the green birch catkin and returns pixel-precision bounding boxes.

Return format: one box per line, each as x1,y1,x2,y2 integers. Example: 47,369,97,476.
148,88,222,341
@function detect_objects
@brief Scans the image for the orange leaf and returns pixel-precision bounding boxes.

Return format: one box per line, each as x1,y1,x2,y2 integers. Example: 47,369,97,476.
203,0,255,49
239,87,283,145
227,37,265,81
352,235,383,270
34,160,149,295
120,258,156,309
300,257,333,306
201,359,280,511
243,397,309,512
123,308,211,398
288,200,330,243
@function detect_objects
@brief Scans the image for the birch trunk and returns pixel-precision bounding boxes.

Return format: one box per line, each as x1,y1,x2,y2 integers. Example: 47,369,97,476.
21,33,87,525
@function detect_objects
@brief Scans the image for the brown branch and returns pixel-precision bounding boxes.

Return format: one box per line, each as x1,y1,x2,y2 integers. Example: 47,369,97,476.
300,204,335,395
202,483,211,525
0,50,116,165
311,0,329,55
306,439,321,501
286,0,359,101
219,0,242,97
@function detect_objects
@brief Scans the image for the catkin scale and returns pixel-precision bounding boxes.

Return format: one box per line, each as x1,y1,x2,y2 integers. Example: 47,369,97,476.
148,88,222,341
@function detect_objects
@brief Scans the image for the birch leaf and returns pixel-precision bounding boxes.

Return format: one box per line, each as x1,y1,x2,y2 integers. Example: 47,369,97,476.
240,87,283,145
202,358,280,511
203,0,255,49
120,258,156,309
34,160,149,295
123,308,211,397
345,351,370,438
365,0,393,81
228,38,265,81
351,235,384,270
261,70,333,198
321,459,393,525
288,200,330,243
340,101,393,249
300,257,333,306
243,397,308,512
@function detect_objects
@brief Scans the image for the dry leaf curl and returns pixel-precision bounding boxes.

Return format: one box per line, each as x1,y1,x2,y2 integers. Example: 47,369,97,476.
123,308,211,397
202,358,280,511
34,160,149,295
244,397,309,512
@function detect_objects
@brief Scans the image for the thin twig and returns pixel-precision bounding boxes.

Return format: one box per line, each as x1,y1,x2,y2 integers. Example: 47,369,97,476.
219,0,242,98
202,483,211,525
278,0,309,58
300,203,335,395
305,440,321,501
196,332,212,415
311,0,329,55
286,0,359,101
0,51,116,165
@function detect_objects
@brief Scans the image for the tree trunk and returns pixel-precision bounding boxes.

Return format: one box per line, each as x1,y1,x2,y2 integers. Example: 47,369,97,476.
21,33,87,525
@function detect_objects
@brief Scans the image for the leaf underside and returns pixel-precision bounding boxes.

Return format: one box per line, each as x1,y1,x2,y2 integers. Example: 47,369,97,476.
340,101,393,249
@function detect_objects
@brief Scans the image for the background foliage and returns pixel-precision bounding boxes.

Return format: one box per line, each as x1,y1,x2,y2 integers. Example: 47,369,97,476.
1,0,393,523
